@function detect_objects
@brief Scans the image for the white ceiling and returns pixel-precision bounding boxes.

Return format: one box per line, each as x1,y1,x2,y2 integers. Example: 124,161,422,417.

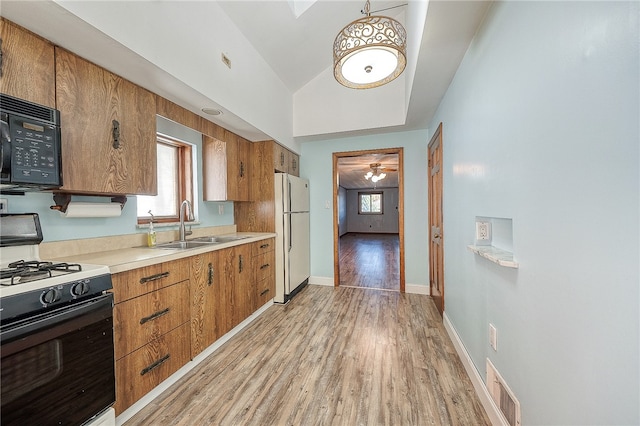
0,0,491,188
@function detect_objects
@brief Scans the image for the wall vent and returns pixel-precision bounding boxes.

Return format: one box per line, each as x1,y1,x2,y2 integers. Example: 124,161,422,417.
487,359,521,426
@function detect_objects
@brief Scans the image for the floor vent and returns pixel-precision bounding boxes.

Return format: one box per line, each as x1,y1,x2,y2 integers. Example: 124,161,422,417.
487,359,521,426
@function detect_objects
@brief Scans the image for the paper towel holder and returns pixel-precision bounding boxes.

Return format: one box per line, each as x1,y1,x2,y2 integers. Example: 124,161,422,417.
50,193,127,214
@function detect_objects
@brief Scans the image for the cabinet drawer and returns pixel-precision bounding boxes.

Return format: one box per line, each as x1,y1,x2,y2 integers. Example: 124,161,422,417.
252,238,275,256
112,258,190,303
256,275,275,307
114,280,190,360
114,322,190,415
254,251,275,283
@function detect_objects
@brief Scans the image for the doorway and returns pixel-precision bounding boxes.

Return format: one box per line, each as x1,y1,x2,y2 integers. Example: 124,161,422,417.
332,148,405,292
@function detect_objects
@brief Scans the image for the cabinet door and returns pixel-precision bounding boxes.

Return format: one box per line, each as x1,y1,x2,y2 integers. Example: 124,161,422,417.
219,244,254,330
289,151,300,177
226,132,251,201
0,19,55,107
190,250,221,357
202,135,228,201
273,142,289,173
55,48,157,195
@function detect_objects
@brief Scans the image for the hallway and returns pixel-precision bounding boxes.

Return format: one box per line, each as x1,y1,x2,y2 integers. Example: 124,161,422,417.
339,233,400,291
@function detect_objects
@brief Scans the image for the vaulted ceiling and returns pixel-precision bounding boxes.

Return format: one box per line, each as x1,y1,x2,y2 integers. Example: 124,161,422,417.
1,0,491,188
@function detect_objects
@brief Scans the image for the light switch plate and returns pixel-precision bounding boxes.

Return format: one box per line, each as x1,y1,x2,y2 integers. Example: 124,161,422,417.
489,323,497,351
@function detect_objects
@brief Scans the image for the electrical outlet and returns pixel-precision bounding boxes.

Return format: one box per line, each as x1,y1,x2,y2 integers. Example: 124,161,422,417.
0,198,7,213
476,221,491,241
489,323,497,351
218,204,224,215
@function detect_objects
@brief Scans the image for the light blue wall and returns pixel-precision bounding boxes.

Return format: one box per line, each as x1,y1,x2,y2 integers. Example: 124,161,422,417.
2,117,234,242
300,129,430,286
428,2,639,424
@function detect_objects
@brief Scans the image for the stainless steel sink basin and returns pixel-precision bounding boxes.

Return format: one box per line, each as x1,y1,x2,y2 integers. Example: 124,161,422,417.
189,235,250,243
155,241,214,250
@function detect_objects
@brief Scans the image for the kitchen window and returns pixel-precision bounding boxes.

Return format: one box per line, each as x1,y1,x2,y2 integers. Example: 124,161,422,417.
137,135,193,224
358,192,383,215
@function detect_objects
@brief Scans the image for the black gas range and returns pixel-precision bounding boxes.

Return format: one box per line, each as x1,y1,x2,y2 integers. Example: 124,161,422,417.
0,213,116,426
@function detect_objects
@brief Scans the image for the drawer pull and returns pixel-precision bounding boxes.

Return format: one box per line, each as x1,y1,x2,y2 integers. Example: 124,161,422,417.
139,307,170,325
260,289,270,296
260,263,270,270
140,354,170,376
260,243,270,249
140,271,170,284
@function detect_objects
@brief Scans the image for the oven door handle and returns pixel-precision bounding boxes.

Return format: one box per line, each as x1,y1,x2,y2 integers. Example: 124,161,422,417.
0,293,113,349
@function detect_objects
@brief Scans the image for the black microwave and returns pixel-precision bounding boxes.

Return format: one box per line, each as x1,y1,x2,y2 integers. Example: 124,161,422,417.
0,93,62,193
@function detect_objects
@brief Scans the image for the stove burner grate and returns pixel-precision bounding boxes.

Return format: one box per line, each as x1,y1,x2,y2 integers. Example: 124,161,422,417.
1,260,83,286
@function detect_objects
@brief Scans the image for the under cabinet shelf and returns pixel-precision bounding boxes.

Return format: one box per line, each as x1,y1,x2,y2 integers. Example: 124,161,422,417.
467,245,519,268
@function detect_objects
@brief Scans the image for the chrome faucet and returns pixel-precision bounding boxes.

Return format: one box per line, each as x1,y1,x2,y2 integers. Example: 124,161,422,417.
179,200,194,242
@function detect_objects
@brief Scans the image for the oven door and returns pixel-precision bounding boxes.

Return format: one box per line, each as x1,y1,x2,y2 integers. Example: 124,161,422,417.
1,293,115,426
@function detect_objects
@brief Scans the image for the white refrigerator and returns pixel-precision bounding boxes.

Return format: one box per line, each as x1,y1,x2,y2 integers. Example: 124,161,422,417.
274,173,310,304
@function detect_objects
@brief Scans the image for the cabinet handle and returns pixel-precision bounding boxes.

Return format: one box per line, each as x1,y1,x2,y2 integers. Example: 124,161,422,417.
0,37,3,78
139,307,170,325
260,263,270,270
140,354,170,376
208,262,214,286
280,152,285,166
260,243,270,249
240,161,244,178
260,289,270,296
292,158,297,171
112,119,121,149
140,271,170,284
239,255,244,273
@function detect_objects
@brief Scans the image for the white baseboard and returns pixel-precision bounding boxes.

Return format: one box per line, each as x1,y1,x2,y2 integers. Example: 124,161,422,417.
309,276,334,286
405,283,430,295
115,300,273,425
443,312,506,426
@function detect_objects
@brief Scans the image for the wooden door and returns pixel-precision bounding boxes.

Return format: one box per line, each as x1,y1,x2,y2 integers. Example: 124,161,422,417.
428,123,444,316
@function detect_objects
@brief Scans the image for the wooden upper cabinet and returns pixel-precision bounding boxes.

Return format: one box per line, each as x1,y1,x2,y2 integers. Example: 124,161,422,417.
203,132,251,201
273,142,289,173
0,18,55,108
270,140,300,176
289,152,300,177
55,48,157,195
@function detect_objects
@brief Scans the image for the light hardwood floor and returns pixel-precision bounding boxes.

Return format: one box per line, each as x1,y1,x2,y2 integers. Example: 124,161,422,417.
339,233,399,291
123,285,490,425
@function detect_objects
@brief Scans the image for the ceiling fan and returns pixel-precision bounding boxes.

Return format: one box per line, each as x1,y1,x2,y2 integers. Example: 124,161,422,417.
364,162,397,182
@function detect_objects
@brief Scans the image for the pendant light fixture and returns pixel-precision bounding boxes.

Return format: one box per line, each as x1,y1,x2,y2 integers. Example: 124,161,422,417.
333,0,407,89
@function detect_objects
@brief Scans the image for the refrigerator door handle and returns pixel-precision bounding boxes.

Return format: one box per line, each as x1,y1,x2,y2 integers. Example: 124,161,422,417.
288,214,293,252
288,179,292,213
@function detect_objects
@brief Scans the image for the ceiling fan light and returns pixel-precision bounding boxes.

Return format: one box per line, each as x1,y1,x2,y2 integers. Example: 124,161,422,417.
379,173,386,180
333,1,407,89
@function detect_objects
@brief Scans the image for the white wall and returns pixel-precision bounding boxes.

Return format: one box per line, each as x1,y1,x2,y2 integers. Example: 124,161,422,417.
345,188,399,234
429,2,639,424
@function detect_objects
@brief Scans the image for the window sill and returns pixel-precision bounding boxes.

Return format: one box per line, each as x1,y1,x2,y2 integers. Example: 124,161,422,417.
467,245,519,269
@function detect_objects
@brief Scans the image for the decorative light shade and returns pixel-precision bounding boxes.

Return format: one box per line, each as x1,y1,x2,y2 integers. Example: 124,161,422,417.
333,0,407,89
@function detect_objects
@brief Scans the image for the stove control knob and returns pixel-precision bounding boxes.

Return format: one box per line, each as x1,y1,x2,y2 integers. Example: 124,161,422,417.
71,281,90,297
41,288,60,304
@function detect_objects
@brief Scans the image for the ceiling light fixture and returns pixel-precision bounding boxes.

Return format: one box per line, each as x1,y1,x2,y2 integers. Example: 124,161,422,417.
202,107,223,116
333,0,407,89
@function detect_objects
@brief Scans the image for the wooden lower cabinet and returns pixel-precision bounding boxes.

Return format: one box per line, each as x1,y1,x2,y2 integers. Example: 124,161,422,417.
252,239,275,310
111,259,191,415
190,249,224,358
114,323,191,414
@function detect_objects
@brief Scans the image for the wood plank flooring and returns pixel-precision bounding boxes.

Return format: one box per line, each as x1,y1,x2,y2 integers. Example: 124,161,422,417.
339,233,399,291
123,285,490,426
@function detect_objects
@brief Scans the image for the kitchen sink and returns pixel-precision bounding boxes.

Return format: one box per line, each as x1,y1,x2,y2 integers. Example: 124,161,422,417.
189,235,251,243
155,241,215,250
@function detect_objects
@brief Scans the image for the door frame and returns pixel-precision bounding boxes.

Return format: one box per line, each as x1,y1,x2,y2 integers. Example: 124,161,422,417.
332,147,405,292
428,123,444,315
